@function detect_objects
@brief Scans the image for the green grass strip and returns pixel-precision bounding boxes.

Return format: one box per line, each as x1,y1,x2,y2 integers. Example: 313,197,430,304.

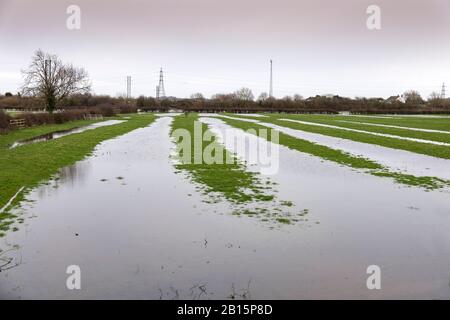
231,114,450,160
285,114,450,132
218,115,450,191
171,113,311,225
171,113,274,204
271,114,450,144
0,118,107,150
221,115,382,170
0,114,156,233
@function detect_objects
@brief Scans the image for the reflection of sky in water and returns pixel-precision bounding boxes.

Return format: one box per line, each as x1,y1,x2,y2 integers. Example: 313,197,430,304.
10,120,124,148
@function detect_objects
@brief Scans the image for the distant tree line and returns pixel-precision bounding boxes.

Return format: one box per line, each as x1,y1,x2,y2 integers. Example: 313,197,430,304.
132,88,450,114
2,89,450,115
2,50,449,115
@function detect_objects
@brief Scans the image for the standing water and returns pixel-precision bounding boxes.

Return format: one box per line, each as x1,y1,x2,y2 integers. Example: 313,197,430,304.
1,116,450,299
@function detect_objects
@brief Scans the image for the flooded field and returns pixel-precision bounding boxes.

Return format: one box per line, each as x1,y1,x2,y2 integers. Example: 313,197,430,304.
10,120,125,148
1,114,450,299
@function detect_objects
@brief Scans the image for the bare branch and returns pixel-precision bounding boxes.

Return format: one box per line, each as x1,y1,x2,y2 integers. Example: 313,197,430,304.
21,49,91,112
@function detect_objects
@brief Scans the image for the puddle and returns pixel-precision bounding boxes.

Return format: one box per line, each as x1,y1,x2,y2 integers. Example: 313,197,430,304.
1,115,450,299
10,120,125,148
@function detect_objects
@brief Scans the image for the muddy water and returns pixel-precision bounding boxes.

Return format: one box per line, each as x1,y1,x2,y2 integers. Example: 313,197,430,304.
1,116,450,299
10,120,125,148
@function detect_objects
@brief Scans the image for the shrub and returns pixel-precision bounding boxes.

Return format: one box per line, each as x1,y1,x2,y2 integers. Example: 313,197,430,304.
22,112,52,126
97,104,116,117
20,110,88,127
0,110,11,132
117,104,137,114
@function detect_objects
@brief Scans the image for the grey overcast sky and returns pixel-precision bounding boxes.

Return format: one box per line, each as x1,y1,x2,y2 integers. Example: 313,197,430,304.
1,0,449,99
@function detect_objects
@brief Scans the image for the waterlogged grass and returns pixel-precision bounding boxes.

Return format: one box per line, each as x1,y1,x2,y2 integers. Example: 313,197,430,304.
372,171,448,190
171,113,306,224
0,118,104,149
0,114,156,235
218,115,450,191
221,115,382,170
171,113,274,203
232,114,450,160
272,114,450,144
309,114,450,132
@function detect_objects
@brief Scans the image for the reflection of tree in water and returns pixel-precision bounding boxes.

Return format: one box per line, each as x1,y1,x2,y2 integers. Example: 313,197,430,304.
0,247,21,272
58,161,91,186
36,161,92,199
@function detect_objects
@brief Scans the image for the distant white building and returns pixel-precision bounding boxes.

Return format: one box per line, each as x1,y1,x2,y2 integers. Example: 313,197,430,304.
386,95,405,103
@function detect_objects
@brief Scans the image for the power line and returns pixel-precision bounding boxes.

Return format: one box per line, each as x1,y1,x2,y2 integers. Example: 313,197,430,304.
441,82,446,99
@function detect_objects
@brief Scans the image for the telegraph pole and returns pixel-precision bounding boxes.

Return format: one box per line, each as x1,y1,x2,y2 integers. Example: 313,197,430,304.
269,59,273,98
126,76,131,104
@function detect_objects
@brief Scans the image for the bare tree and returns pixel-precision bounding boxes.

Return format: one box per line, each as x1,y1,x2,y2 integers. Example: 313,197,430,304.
21,49,90,112
190,93,205,100
211,93,235,102
428,91,445,107
403,90,423,105
293,94,303,101
257,92,268,102
234,87,254,101
428,91,442,101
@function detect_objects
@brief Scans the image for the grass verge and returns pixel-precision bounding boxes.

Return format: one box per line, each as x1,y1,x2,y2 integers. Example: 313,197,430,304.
0,118,105,149
272,114,450,144
218,115,450,191
171,113,306,224
171,113,274,203
232,114,450,160
310,115,450,132
0,114,156,234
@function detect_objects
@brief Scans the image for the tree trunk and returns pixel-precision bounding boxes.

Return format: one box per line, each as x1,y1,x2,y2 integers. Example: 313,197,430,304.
46,94,56,113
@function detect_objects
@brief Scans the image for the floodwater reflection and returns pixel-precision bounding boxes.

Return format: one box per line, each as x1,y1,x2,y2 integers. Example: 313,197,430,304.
10,120,125,148
1,116,450,299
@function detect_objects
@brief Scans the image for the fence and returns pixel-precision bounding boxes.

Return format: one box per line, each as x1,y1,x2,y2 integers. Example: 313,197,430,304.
9,118,26,129
84,114,104,120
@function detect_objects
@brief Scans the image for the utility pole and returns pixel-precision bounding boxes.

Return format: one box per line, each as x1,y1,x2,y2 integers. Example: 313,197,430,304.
441,82,446,99
156,68,166,99
269,59,273,98
126,76,131,104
